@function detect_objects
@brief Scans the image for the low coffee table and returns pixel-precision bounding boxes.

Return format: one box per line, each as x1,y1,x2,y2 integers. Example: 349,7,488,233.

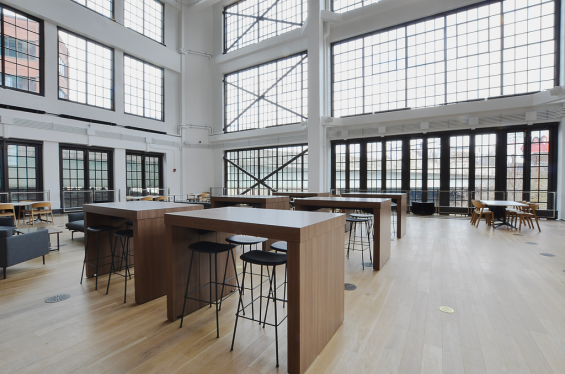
16,227,63,251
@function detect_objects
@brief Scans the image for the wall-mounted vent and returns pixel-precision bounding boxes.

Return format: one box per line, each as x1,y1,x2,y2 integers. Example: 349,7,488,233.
13,118,53,130
53,124,88,135
95,130,122,140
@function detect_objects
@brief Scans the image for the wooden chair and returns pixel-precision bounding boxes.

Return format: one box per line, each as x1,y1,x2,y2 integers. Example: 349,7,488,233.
140,196,153,201
29,202,54,226
518,203,541,232
155,196,167,201
18,200,35,225
0,204,17,227
472,201,494,227
187,193,196,201
199,192,210,202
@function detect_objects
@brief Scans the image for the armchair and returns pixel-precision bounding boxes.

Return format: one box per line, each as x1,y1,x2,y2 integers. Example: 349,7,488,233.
0,228,49,279
65,212,84,240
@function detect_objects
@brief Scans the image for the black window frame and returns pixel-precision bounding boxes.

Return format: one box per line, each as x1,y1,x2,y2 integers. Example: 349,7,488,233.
71,0,115,20
223,51,308,133
124,0,165,44
330,0,562,118
330,122,559,215
123,54,165,122
0,139,43,201
223,0,307,54
125,150,164,196
57,27,115,111
0,3,45,96
224,144,309,194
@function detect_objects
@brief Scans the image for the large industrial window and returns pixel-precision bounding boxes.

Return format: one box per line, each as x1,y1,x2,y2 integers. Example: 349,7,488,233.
224,0,307,53
333,0,382,13
474,134,496,199
225,145,308,194
449,135,470,207
124,55,164,121
335,144,346,189
529,129,550,209
7,143,39,194
60,146,113,209
349,144,361,189
224,52,308,132
58,29,113,110
385,140,402,190
331,0,558,118
506,131,524,202
0,6,42,94
124,0,164,43
409,139,423,191
427,138,441,190
126,152,163,196
367,142,382,191
72,0,113,18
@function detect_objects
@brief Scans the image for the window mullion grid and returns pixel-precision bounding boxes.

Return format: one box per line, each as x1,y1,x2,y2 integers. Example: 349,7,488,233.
1,9,4,89
500,4,504,95
404,26,408,109
444,16,447,105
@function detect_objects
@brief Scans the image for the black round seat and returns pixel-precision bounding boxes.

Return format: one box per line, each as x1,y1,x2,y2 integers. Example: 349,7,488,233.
87,225,117,233
226,235,267,245
188,241,236,254
351,213,373,219
346,217,370,223
270,241,287,252
114,229,133,238
240,250,287,266
125,220,133,226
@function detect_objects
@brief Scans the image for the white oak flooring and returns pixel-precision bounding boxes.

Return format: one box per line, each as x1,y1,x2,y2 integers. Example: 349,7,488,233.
0,215,564,374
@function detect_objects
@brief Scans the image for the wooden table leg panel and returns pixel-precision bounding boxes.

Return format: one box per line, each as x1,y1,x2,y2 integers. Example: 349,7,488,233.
287,227,344,374
396,196,407,238
166,226,236,322
84,212,127,278
372,202,391,270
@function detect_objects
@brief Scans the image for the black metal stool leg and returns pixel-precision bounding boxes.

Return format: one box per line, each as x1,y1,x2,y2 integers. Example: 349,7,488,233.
360,222,365,270
347,222,353,259
124,237,130,303
218,249,230,312
180,250,195,328
273,266,279,368
259,265,264,324
106,235,118,295
94,232,101,290
209,253,213,308
80,230,91,284
231,261,247,352
214,252,219,338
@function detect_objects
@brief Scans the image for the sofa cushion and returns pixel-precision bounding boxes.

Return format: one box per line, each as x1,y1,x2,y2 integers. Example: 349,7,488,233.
66,220,84,232
0,228,13,237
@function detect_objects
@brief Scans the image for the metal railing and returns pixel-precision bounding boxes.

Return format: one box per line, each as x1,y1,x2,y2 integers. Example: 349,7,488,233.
126,187,169,197
10,191,51,203
331,189,557,218
62,189,120,212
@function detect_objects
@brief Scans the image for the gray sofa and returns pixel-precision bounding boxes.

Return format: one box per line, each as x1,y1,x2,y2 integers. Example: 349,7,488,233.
66,212,84,239
0,228,49,279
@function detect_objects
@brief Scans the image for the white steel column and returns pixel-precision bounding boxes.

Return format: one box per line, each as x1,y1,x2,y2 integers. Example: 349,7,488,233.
307,0,328,192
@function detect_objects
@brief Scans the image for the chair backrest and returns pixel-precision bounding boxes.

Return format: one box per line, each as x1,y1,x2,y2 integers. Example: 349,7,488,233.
32,202,51,209
141,196,153,201
68,212,84,222
0,204,15,212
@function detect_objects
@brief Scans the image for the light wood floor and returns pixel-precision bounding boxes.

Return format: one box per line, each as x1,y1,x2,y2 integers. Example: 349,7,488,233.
1,215,565,374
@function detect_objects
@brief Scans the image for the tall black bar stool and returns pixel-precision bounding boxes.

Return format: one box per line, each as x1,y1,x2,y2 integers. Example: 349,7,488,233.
226,235,268,320
270,241,287,307
351,213,373,239
231,250,287,368
80,225,117,290
391,202,397,236
106,229,134,303
179,241,239,338
346,216,372,270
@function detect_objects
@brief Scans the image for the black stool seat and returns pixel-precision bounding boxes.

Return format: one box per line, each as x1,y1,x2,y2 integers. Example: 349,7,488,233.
351,213,373,218
114,229,133,238
189,241,236,254
241,250,287,266
87,225,117,233
346,217,370,223
270,241,287,252
226,235,268,245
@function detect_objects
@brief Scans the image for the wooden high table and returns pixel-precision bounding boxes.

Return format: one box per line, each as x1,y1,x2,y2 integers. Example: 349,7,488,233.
343,192,407,238
294,197,392,270
271,191,331,198
164,207,345,374
83,202,204,304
